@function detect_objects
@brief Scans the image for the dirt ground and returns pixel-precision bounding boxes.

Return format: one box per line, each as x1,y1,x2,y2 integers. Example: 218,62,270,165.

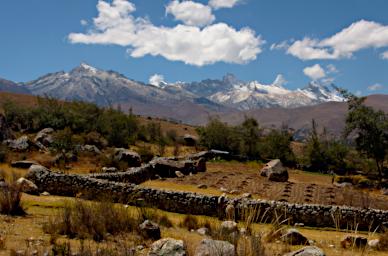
144,161,388,210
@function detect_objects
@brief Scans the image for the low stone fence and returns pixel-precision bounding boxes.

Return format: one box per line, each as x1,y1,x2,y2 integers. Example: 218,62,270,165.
25,165,388,231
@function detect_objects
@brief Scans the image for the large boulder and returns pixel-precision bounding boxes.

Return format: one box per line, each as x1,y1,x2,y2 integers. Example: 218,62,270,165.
260,159,288,182
220,221,238,236
114,148,141,167
11,160,39,169
5,135,30,151
284,246,325,256
149,158,197,177
139,220,161,240
281,229,309,245
194,239,235,256
16,177,39,195
148,238,187,256
34,128,54,147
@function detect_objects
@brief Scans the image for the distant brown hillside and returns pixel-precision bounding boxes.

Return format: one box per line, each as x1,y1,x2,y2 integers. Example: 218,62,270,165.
219,94,388,136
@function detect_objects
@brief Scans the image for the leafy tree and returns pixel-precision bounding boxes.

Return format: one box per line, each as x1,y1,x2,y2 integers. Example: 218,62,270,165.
342,92,388,180
260,126,295,165
239,118,261,159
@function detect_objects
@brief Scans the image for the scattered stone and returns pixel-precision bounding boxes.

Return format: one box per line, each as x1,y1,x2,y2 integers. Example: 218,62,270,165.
368,239,380,249
101,167,118,173
16,177,39,195
229,189,239,194
114,148,141,167
197,184,207,189
139,220,161,240
334,182,352,188
241,193,252,199
197,227,210,236
340,235,368,248
175,171,184,178
220,221,238,236
260,159,288,182
284,246,325,256
82,144,102,155
194,239,235,256
281,229,309,245
148,238,186,256
294,223,305,227
11,160,38,169
5,135,30,151
220,187,229,193
34,128,54,146
41,191,50,196
150,157,197,177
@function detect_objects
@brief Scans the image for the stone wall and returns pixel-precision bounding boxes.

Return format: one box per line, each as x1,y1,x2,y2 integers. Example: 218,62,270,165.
25,165,388,231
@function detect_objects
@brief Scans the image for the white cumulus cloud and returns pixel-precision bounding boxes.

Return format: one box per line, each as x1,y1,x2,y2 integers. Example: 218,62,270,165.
303,64,326,80
149,74,165,87
166,0,215,27
209,0,241,9
68,0,263,66
367,83,384,91
381,50,388,60
285,20,388,60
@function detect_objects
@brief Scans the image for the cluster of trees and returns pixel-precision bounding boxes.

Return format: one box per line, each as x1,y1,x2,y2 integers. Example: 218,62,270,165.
198,91,388,179
2,97,181,150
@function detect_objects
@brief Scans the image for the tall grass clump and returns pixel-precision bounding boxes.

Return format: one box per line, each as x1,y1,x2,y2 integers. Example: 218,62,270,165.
0,182,25,216
43,200,139,242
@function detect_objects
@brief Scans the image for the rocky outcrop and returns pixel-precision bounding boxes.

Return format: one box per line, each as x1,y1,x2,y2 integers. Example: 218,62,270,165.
148,238,187,256
261,159,288,182
16,177,39,195
114,148,141,167
4,135,30,151
194,239,235,256
34,128,54,148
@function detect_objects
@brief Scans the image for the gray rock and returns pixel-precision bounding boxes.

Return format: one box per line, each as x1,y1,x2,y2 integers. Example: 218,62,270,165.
148,238,186,256
82,145,101,155
41,191,50,196
194,239,235,256
6,135,30,151
139,220,161,240
281,229,309,245
175,171,184,178
284,246,325,256
11,160,38,169
220,221,238,235
197,227,210,236
101,167,118,173
34,128,54,146
16,177,39,195
114,148,141,167
368,239,380,249
261,159,288,182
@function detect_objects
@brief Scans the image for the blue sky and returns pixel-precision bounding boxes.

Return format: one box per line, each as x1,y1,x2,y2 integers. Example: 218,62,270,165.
0,0,387,95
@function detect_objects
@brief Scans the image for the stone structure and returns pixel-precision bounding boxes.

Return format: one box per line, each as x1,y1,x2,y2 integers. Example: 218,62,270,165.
24,164,388,231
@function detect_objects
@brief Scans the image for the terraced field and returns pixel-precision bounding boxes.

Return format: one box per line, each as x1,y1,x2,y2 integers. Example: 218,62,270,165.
150,162,388,210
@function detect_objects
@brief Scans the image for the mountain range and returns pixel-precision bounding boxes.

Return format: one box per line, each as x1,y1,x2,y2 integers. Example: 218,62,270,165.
0,63,386,137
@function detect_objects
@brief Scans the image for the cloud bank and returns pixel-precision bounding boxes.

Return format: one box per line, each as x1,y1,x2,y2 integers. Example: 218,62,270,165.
284,20,388,60
68,0,263,66
208,0,242,9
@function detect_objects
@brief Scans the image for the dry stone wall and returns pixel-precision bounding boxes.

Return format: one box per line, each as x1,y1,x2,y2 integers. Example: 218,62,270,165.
25,165,388,231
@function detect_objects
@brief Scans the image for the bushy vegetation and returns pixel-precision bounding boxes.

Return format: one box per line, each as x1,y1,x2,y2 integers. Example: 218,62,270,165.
0,181,25,216
43,200,139,242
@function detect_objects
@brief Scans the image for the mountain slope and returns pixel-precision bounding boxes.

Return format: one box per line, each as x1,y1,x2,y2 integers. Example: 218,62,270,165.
0,78,30,94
